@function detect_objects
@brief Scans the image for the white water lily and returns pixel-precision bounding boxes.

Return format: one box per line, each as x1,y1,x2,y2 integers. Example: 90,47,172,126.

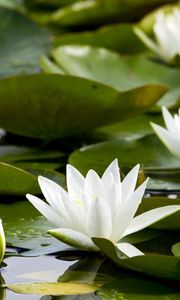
134,8,180,62
27,160,180,258
0,219,5,263
151,106,180,158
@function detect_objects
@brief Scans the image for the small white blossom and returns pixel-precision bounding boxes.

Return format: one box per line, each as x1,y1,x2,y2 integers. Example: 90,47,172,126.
151,106,180,158
27,160,180,258
135,8,180,62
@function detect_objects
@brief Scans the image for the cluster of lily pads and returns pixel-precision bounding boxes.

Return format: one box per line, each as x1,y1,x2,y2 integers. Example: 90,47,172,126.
0,0,180,298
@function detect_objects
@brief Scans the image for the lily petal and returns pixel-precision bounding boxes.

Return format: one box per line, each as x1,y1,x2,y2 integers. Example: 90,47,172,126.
102,159,120,185
26,194,63,227
84,170,102,199
102,172,114,194
87,197,112,238
123,205,180,237
151,122,180,158
38,176,66,214
116,242,144,258
112,178,148,242
66,164,85,199
48,228,97,251
134,27,161,56
162,106,179,136
121,164,140,202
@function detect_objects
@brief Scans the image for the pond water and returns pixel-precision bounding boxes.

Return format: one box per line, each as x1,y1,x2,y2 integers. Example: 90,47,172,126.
1,255,75,299
1,251,180,299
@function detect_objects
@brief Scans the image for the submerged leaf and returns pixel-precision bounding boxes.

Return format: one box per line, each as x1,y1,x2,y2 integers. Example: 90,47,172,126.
97,278,180,299
4,282,99,295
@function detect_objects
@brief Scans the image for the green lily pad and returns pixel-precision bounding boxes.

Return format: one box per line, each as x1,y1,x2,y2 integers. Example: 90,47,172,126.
69,133,180,190
69,134,180,176
92,238,180,280
148,176,180,190
97,278,180,300
0,145,64,162
0,7,50,78
50,0,176,28
93,113,163,140
0,162,40,195
49,45,180,110
0,161,64,195
25,0,78,9
1,200,67,252
13,161,62,171
0,145,65,171
0,0,23,10
133,232,180,256
0,74,166,140
53,23,146,54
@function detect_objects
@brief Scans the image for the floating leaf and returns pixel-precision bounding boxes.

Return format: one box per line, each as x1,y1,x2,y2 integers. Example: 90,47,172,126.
0,162,40,195
0,0,23,10
0,145,65,175
93,113,163,140
49,45,180,110
4,282,99,295
0,145,64,161
1,201,67,252
148,176,180,191
53,23,146,54
92,238,180,280
0,74,166,139
50,0,176,28
0,160,64,195
69,134,180,176
0,7,50,78
25,0,77,9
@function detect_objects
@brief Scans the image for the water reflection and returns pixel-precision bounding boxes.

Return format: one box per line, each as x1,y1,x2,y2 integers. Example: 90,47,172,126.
1,255,76,300
0,252,179,299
